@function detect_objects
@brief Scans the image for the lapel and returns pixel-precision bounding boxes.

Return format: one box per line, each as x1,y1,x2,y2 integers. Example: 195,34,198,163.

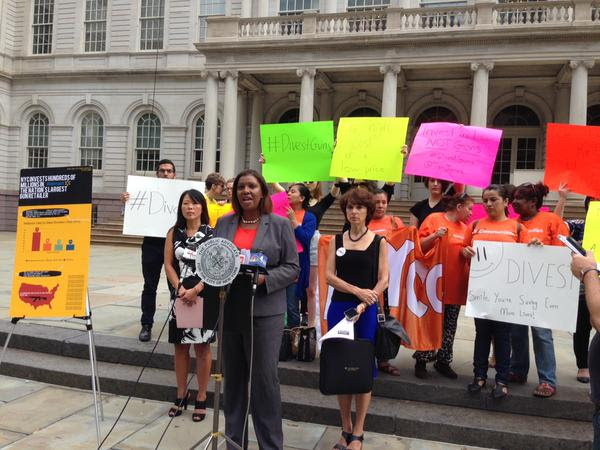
253,213,270,251
224,214,239,242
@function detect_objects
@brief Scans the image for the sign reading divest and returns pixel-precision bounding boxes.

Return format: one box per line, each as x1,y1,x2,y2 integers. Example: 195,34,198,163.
123,176,206,238
10,166,93,318
545,123,600,198
329,117,409,182
583,201,600,252
465,242,579,332
405,122,502,187
260,121,335,182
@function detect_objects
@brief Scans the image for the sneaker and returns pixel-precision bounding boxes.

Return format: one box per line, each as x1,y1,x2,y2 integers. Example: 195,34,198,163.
415,361,428,379
434,362,458,379
139,324,152,342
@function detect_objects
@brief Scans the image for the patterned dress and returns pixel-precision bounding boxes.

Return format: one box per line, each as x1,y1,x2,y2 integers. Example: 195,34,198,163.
168,224,216,345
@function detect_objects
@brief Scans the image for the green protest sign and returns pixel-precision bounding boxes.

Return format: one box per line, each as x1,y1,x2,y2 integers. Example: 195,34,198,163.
260,121,335,182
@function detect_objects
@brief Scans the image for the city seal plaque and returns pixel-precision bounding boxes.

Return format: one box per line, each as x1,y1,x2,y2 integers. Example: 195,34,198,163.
196,238,241,287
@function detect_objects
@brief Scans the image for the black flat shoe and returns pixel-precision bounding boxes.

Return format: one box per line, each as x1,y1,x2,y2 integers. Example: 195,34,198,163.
467,377,486,393
139,324,152,342
346,434,364,449
192,400,206,422
415,361,428,379
333,430,352,449
434,362,458,379
168,392,189,417
491,382,509,399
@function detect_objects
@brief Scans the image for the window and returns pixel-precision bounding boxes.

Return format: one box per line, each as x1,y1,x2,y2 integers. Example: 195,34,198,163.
27,113,49,168
194,115,222,173
199,0,225,40
135,113,161,171
347,107,380,117
493,104,540,127
280,0,319,14
278,108,300,123
140,0,164,50
32,0,54,54
587,104,600,125
347,0,390,11
85,0,107,52
80,112,104,170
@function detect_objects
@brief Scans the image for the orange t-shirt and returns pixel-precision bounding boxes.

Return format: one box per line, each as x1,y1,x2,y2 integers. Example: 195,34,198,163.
518,211,569,246
368,215,404,236
463,217,530,246
420,212,468,305
233,226,258,250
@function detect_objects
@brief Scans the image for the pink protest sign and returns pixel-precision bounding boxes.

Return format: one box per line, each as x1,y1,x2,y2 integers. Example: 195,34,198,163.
467,204,549,224
405,123,502,188
271,191,303,252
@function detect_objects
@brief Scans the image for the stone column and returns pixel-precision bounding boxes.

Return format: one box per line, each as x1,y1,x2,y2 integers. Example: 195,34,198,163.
201,70,219,178
249,91,264,171
554,83,570,124
470,62,494,127
380,64,401,117
220,70,239,179
318,89,333,120
241,0,252,18
569,60,594,125
297,68,316,122
258,0,269,17
236,90,248,173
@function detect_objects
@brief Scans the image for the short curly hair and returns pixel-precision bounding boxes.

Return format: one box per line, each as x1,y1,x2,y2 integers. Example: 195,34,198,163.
340,187,375,225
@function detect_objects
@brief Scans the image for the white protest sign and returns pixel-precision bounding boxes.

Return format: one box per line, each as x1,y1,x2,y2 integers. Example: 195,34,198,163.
123,176,206,238
465,241,580,332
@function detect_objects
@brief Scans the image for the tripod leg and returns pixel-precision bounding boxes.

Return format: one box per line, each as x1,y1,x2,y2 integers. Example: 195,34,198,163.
0,320,18,369
87,325,102,448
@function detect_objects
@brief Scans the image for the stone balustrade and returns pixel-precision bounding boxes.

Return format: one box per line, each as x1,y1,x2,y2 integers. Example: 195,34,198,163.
204,0,598,42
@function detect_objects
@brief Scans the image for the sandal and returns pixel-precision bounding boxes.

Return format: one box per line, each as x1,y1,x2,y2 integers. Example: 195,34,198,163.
491,382,508,399
378,362,401,376
467,377,486,393
168,391,189,417
533,382,556,398
333,430,352,450
346,434,364,449
192,399,207,422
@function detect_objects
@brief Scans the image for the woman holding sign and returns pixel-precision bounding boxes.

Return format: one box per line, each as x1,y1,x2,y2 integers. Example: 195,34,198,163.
509,182,569,398
462,184,540,398
164,189,214,421
418,192,474,379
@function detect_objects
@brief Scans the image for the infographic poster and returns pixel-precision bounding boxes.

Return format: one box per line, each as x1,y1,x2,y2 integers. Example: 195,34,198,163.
10,166,92,318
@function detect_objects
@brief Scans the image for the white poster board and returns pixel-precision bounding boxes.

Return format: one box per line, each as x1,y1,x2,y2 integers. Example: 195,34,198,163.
122,176,206,238
465,242,580,332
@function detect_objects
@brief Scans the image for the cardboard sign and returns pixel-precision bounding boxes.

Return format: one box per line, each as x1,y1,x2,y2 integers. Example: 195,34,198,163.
465,242,579,332
545,123,600,198
10,166,93,318
260,121,335,182
330,117,409,182
583,201,600,252
123,176,206,238
405,122,502,187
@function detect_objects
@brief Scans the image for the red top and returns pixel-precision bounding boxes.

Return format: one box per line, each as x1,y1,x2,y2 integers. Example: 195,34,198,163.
233,226,258,250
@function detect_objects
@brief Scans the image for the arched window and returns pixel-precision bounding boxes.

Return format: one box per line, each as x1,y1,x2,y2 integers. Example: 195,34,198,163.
278,108,300,123
194,114,222,174
492,105,541,184
80,112,103,170
136,113,161,171
587,104,600,126
27,113,49,168
347,107,379,117
414,106,458,126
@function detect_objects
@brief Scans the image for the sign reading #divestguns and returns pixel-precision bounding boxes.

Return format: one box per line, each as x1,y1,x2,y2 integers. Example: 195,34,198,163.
10,166,93,318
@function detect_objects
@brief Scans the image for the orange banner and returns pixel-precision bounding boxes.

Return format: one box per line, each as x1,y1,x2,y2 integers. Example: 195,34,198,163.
545,123,600,198
317,227,444,351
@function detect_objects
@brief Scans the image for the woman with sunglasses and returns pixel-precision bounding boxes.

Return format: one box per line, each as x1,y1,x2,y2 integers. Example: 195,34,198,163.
509,182,570,397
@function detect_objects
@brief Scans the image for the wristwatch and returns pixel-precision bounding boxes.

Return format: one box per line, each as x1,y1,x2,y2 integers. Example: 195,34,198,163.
581,267,599,281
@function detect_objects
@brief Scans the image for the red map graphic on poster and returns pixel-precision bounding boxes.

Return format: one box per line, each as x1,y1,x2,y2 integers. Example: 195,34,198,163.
19,283,59,309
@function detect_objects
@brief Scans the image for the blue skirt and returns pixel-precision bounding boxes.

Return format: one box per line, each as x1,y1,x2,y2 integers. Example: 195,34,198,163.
327,300,378,378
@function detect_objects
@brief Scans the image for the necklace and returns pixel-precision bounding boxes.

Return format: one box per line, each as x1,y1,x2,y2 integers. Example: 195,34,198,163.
241,215,260,224
348,227,368,242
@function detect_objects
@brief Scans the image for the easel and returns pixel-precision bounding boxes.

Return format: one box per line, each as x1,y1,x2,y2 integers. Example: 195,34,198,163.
0,292,104,447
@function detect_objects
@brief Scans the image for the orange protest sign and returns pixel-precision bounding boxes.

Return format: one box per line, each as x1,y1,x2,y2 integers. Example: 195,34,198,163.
544,123,600,198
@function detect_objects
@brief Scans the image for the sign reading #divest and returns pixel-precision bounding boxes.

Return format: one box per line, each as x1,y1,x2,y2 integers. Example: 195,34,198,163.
123,176,206,238
465,242,579,332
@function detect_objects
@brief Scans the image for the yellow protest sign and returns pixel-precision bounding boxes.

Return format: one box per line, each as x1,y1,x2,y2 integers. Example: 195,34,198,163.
10,167,92,318
583,201,600,253
329,117,409,181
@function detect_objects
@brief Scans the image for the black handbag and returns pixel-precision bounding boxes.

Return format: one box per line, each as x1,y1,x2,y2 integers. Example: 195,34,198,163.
319,338,374,395
297,327,316,362
279,329,293,361
375,303,411,361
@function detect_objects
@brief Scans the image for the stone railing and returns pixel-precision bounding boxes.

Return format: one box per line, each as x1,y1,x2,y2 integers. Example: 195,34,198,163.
492,1,573,26
203,0,596,42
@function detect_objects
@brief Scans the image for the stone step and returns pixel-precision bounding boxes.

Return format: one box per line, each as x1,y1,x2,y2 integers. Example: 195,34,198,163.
0,347,592,449
0,321,593,424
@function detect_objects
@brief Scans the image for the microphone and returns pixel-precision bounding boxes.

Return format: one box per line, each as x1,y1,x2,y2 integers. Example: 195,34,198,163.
175,246,196,262
240,249,268,293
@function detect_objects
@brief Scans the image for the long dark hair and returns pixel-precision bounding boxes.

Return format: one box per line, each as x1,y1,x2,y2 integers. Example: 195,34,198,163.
231,169,273,215
289,183,311,209
174,189,209,230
